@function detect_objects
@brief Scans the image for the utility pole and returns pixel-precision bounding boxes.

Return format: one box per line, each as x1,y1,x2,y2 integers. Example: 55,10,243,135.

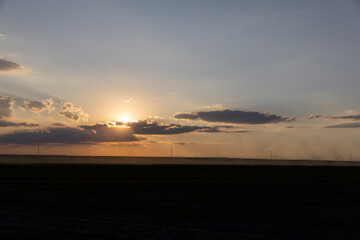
37,144,40,157
171,147,173,158
350,152,352,161
270,149,272,160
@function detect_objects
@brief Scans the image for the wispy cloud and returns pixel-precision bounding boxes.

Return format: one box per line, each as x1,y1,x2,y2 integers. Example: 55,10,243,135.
304,113,360,121
332,114,360,120
0,57,22,73
324,122,360,128
123,98,133,103
173,109,295,124
51,122,66,127
115,120,213,135
203,104,226,110
303,114,323,120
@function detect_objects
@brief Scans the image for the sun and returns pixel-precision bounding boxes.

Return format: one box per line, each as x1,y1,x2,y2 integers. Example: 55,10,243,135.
118,115,130,123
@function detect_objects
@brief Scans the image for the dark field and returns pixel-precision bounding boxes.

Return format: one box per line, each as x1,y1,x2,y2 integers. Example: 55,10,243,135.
1,163,360,239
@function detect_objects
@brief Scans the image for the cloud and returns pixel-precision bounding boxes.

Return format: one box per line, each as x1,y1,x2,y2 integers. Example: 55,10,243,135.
285,125,310,129
173,109,295,124
0,57,22,72
304,113,360,121
58,102,88,122
115,120,213,135
197,125,250,133
19,98,54,114
0,119,250,145
304,114,323,120
0,125,139,144
0,34,5,40
123,98,133,103
114,120,249,135
0,96,14,119
51,122,66,127
324,122,360,128
0,96,39,127
203,104,226,110
173,142,196,145
0,120,39,127
332,114,360,120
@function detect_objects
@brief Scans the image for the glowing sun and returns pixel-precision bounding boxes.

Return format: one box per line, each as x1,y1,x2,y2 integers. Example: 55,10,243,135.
118,115,131,123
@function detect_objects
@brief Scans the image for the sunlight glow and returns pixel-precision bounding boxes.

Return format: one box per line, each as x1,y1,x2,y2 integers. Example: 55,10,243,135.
118,115,130,123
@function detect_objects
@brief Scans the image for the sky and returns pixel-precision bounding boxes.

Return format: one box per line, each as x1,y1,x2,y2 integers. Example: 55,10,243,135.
0,0,360,160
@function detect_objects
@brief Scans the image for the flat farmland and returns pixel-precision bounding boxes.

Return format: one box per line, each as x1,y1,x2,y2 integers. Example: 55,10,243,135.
0,162,360,239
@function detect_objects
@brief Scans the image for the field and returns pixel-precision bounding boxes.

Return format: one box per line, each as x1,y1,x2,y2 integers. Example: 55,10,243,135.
1,156,360,239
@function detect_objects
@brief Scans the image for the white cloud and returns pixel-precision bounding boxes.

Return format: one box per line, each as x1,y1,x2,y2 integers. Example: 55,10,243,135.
58,102,89,122
0,96,14,119
19,98,54,114
123,98,133,103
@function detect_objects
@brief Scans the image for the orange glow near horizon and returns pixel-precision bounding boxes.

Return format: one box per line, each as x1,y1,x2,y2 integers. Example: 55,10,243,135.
117,115,131,123
116,114,139,124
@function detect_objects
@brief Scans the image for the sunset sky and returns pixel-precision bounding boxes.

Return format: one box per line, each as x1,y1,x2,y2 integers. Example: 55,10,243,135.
0,0,360,160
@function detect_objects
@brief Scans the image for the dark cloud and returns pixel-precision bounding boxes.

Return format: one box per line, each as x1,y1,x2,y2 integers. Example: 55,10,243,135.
198,127,223,133
173,112,199,120
198,126,250,133
0,120,39,127
325,122,360,128
0,119,250,145
173,142,196,145
59,102,88,122
285,125,310,129
0,124,139,144
173,109,295,124
0,57,22,72
19,99,54,113
115,120,213,135
51,122,67,127
0,96,13,119
114,121,250,135
332,115,360,120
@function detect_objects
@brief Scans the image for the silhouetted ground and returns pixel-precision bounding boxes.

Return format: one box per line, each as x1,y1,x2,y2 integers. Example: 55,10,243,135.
1,163,360,239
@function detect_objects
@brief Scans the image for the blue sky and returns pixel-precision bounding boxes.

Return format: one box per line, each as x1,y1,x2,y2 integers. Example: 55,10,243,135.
0,0,360,159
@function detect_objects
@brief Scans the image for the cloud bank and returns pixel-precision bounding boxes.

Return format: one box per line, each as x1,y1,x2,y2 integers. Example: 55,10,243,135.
173,109,295,124
0,120,39,128
0,125,139,144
